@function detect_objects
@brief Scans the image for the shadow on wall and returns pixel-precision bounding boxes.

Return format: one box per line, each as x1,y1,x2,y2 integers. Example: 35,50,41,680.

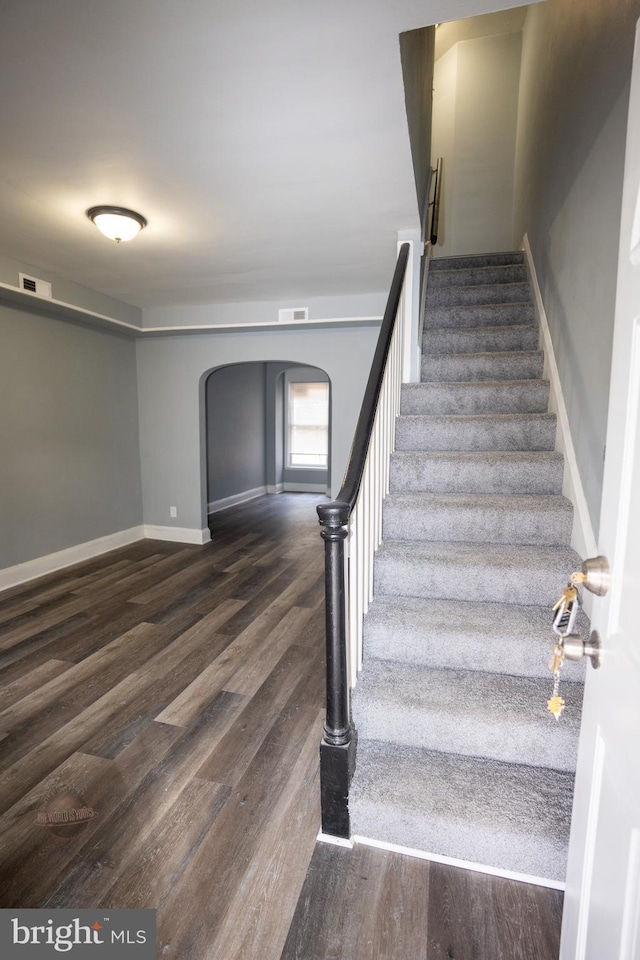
204,360,331,516
430,11,524,257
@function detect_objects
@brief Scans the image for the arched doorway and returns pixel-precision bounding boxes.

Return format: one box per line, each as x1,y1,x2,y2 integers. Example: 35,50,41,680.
204,361,331,520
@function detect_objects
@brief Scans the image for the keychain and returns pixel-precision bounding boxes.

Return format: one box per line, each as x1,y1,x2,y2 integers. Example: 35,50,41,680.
547,641,566,719
552,582,580,637
547,576,584,719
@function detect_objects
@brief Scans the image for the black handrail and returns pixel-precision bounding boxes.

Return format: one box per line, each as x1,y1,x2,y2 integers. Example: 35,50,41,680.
430,157,443,247
316,242,410,837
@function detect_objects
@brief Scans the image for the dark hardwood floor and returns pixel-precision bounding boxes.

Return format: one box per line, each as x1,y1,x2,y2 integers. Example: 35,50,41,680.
0,494,563,959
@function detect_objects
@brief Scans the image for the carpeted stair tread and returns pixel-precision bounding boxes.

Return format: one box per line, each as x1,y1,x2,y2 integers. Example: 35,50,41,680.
349,740,574,881
426,301,535,329
426,281,531,307
396,412,556,452
422,350,544,382
373,539,582,605
424,324,538,356
428,264,528,287
363,595,587,680
352,660,582,771
347,244,584,882
429,251,525,271
382,492,572,545
389,450,564,494
401,380,550,415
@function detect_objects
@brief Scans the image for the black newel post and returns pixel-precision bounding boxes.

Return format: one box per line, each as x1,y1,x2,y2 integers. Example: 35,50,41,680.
317,500,357,838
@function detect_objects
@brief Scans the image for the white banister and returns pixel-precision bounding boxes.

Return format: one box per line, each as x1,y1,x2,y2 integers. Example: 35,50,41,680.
347,242,415,682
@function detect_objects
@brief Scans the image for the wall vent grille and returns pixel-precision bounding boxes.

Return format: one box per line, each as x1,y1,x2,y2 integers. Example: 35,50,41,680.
19,273,52,299
278,307,309,323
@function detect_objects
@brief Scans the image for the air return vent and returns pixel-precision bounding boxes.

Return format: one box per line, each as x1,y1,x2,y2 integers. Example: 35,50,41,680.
278,307,308,323
19,273,52,298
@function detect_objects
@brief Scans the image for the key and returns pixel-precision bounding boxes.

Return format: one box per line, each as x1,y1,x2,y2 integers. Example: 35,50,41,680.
552,585,578,611
548,642,565,673
546,641,566,720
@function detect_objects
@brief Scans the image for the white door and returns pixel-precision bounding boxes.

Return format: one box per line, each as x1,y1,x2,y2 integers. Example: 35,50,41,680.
560,18,640,960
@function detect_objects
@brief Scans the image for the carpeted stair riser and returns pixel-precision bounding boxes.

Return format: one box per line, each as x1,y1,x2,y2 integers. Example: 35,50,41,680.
426,281,531,307
374,540,582,605
400,381,550,416
396,413,556,452
424,324,539,356
350,741,573,882
426,301,535,329
429,251,525,271
350,247,584,883
422,350,544,382
428,264,528,287
352,661,581,772
389,451,564,495
363,595,588,680
382,493,572,545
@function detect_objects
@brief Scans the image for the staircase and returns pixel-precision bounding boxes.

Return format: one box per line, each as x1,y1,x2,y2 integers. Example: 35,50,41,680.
349,251,587,884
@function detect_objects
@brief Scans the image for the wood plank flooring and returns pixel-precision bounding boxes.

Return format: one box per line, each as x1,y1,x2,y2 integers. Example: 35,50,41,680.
282,843,563,960
0,493,563,959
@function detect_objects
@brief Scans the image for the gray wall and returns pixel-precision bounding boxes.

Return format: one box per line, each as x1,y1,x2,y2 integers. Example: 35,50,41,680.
0,303,143,568
400,26,436,233
0,253,142,327
512,0,640,534
142,292,386,330
135,326,379,532
206,363,267,503
265,362,288,491
432,29,522,256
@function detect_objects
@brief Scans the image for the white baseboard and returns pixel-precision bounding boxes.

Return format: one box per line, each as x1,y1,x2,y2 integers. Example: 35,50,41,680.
317,832,354,848
207,485,267,514
143,525,211,545
523,235,598,588
0,525,145,592
283,482,328,493
266,482,328,495
351,835,565,891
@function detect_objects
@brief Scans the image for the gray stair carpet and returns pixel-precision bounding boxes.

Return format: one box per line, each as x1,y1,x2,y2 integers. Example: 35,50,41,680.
349,250,586,884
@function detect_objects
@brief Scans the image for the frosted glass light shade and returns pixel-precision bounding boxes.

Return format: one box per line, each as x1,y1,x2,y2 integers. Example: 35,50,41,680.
87,206,147,242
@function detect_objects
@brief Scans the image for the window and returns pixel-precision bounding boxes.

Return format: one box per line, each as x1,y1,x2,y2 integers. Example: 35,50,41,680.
287,381,329,468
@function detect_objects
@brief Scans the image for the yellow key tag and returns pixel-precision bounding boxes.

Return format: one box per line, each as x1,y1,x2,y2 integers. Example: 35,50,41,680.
547,695,565,720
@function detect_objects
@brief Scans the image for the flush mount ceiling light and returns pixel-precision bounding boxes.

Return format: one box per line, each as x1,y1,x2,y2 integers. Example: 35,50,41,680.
86,206,147,243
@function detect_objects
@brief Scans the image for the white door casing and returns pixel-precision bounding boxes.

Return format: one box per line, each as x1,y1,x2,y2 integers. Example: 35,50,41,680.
561,18,640,960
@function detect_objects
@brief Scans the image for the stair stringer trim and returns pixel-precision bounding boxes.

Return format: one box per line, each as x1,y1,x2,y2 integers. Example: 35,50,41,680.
351,834,566,891
522,234,597,606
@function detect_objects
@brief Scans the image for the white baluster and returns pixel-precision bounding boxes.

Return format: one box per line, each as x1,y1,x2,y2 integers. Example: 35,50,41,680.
342,247,412,687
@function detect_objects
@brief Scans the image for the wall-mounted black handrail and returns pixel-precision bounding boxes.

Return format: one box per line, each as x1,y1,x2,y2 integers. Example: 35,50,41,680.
316,242,410,838
430,157,443,247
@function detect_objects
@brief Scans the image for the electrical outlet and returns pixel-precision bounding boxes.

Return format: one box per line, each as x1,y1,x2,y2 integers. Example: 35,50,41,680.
170,506,177,518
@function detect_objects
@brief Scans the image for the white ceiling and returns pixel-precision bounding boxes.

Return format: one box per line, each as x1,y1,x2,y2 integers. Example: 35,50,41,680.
0,0,532,308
